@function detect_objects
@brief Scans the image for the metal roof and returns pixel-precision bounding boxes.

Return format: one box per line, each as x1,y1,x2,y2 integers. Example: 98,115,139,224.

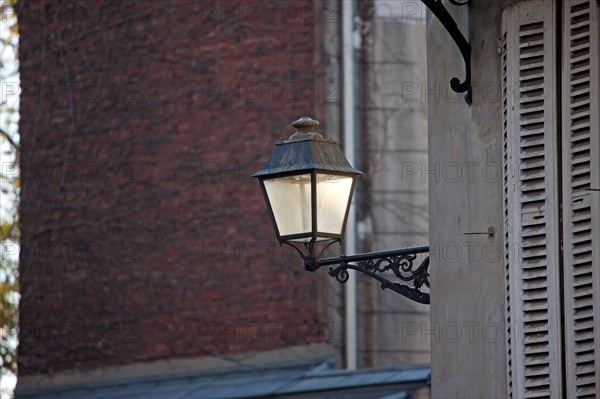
17,358,430,399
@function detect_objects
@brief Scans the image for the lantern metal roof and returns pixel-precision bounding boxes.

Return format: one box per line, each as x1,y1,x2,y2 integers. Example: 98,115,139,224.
252,117,363,178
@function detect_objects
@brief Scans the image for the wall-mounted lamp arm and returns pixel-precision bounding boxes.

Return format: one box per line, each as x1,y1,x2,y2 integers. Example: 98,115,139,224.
304,246,431,305
421,0,471,103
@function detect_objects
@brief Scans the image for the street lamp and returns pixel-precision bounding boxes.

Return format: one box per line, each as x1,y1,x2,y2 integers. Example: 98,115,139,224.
253,117,362,246
253,117,431,304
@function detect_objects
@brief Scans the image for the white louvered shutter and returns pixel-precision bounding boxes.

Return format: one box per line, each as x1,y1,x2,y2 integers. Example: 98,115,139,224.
502,2,563,398
561,1,600,397
501,26,513,396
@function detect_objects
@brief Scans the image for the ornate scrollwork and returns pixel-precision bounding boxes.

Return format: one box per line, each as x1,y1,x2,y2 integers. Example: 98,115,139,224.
422,0,472,104
325,250,430,304
356,254,428,283
299,245,430,304
333,268,349,284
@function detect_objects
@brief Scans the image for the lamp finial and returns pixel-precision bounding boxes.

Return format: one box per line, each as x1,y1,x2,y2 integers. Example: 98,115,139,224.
289,117,323,141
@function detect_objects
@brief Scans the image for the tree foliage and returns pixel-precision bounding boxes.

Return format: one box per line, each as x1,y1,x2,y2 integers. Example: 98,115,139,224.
1,0,20,378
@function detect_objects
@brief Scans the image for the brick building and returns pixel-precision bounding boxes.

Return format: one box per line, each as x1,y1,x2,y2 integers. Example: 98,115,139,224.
16,0,600,397
15,0,430,396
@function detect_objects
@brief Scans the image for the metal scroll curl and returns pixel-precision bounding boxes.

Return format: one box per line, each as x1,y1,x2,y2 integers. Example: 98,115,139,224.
421,0,472,104
328,255,430,305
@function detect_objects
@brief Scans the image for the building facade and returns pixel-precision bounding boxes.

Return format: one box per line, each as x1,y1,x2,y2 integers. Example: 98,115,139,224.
428,0,600,397
16,0,597,397
15,0,429,395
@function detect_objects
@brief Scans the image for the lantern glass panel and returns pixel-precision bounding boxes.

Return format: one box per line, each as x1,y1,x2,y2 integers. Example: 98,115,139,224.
263,173,312,237
316,173,354,235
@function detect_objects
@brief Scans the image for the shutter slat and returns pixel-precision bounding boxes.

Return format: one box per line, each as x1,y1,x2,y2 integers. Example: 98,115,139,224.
561,1,600,397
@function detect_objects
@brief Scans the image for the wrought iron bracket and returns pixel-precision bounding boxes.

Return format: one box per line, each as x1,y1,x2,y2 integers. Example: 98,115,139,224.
422,0,472,104
303,246,431,305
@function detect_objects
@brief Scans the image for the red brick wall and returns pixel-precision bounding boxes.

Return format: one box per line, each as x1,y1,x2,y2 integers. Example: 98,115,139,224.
17,0,331,375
